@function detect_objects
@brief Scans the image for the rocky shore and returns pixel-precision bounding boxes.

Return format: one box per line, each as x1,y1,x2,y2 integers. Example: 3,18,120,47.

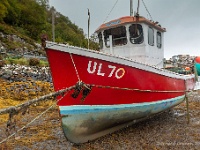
0,64,51,82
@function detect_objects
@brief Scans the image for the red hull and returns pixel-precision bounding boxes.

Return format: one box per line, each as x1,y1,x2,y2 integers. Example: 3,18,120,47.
45,45,195,106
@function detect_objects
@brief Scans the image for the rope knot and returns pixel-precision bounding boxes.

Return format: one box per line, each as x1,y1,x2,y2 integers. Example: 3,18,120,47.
71,81,92,101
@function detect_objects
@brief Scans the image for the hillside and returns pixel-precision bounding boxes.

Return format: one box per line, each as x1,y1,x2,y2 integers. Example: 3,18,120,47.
0,0,98,54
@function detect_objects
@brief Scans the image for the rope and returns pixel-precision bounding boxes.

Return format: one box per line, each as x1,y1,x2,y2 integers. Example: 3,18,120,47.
0,85,76,115
185,94,190,124
0,91,69,144
141,0,153,20
103,0,119,23
89,84,191,93
0,80,195,143
155,60,163,67
69,53,81,82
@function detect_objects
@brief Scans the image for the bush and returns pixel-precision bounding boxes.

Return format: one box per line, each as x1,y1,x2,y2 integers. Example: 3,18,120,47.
5,57,15,64
0,60,5,68
0,55,6,68
39,60,49,67
29,58,40,66
15,58,28,65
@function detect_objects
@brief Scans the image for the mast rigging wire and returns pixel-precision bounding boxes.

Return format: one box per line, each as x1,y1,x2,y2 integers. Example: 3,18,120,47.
141,0,153,20
103,0,119,23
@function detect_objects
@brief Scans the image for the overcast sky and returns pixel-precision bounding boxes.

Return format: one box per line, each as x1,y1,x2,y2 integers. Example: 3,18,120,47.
48,0,200,59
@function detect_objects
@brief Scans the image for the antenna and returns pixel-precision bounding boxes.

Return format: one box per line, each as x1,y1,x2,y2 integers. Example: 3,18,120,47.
130,0,133,16
88,8,90,49
136,0,140,16
52,7,55,42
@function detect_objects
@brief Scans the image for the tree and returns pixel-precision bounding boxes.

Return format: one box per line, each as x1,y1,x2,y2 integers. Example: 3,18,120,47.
17,0,47,40
0,0,99,49
0,0,9,22
3,0,20,25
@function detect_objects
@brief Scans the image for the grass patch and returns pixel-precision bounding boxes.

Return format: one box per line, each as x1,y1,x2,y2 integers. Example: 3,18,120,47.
5,57,48,67
39,60,49,67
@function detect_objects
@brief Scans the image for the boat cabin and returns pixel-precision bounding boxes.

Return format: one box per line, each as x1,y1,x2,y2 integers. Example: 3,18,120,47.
95,16,166,68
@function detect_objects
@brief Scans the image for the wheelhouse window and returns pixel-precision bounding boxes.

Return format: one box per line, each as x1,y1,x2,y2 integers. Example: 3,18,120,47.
157,32,162,48
98,32,103,49
129,24,143,44
148,27,154,46
103,26,127,47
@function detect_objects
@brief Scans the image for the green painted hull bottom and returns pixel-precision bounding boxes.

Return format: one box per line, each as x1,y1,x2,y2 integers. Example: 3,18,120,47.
195,63,200,76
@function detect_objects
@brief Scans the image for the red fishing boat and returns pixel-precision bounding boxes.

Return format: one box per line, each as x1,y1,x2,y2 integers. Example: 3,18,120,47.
44,0,195,143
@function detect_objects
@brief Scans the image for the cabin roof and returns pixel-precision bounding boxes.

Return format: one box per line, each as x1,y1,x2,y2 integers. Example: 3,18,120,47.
95,16,166,33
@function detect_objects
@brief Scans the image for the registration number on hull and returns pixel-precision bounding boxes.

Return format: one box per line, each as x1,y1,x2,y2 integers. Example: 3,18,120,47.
87,61,125,79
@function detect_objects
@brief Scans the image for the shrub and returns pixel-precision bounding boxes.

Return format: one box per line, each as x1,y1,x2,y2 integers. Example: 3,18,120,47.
29,58,40,66
5,57,15,64
15,58,28,65
0,60,5,68
0,55,6,68
39,60,49,67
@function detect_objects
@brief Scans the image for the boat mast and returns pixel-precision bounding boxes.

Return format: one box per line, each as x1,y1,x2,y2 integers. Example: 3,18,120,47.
137,0,140,16
130,0,133,16
88,9,90,49
52,7,55,42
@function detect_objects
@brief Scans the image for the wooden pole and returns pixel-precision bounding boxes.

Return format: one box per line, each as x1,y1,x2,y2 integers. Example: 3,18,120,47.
52,7,55,42
88,8,90,49
185,94,190,124
130,0,133,16
137,0,140,15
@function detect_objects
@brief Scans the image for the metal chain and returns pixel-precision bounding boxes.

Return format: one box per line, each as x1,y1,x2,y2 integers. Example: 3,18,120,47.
69,53,81,82
0,91,69,144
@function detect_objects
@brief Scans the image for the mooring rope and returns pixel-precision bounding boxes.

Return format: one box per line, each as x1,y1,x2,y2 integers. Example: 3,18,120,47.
0,85,75,115
88,84,191,93
184,94,190,124
0,80,196,144
69,53,81,82
0,87,70,144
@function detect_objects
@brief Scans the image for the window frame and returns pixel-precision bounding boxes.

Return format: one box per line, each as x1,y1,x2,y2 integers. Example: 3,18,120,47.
148,27,154,46
129,24,144,44
157,31,162,48
103,26,127,48
98,32,103,49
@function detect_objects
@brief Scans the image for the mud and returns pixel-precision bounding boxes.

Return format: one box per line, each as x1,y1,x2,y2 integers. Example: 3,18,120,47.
0,91,200,150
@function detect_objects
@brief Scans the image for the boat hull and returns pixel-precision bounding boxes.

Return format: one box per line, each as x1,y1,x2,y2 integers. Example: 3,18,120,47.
45,42,195,143
60,95,185,143
195,63,200,76
45,46,194,106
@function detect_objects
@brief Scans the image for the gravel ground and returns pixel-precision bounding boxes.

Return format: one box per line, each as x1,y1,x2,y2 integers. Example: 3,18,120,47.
0,92,200,150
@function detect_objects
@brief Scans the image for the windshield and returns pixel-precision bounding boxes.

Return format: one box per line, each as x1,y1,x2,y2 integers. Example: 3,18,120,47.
103,26,127,47
129,24,143,44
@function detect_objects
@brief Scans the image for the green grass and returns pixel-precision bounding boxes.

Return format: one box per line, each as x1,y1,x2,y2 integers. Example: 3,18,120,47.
39,60,49,67
5,57,49,67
